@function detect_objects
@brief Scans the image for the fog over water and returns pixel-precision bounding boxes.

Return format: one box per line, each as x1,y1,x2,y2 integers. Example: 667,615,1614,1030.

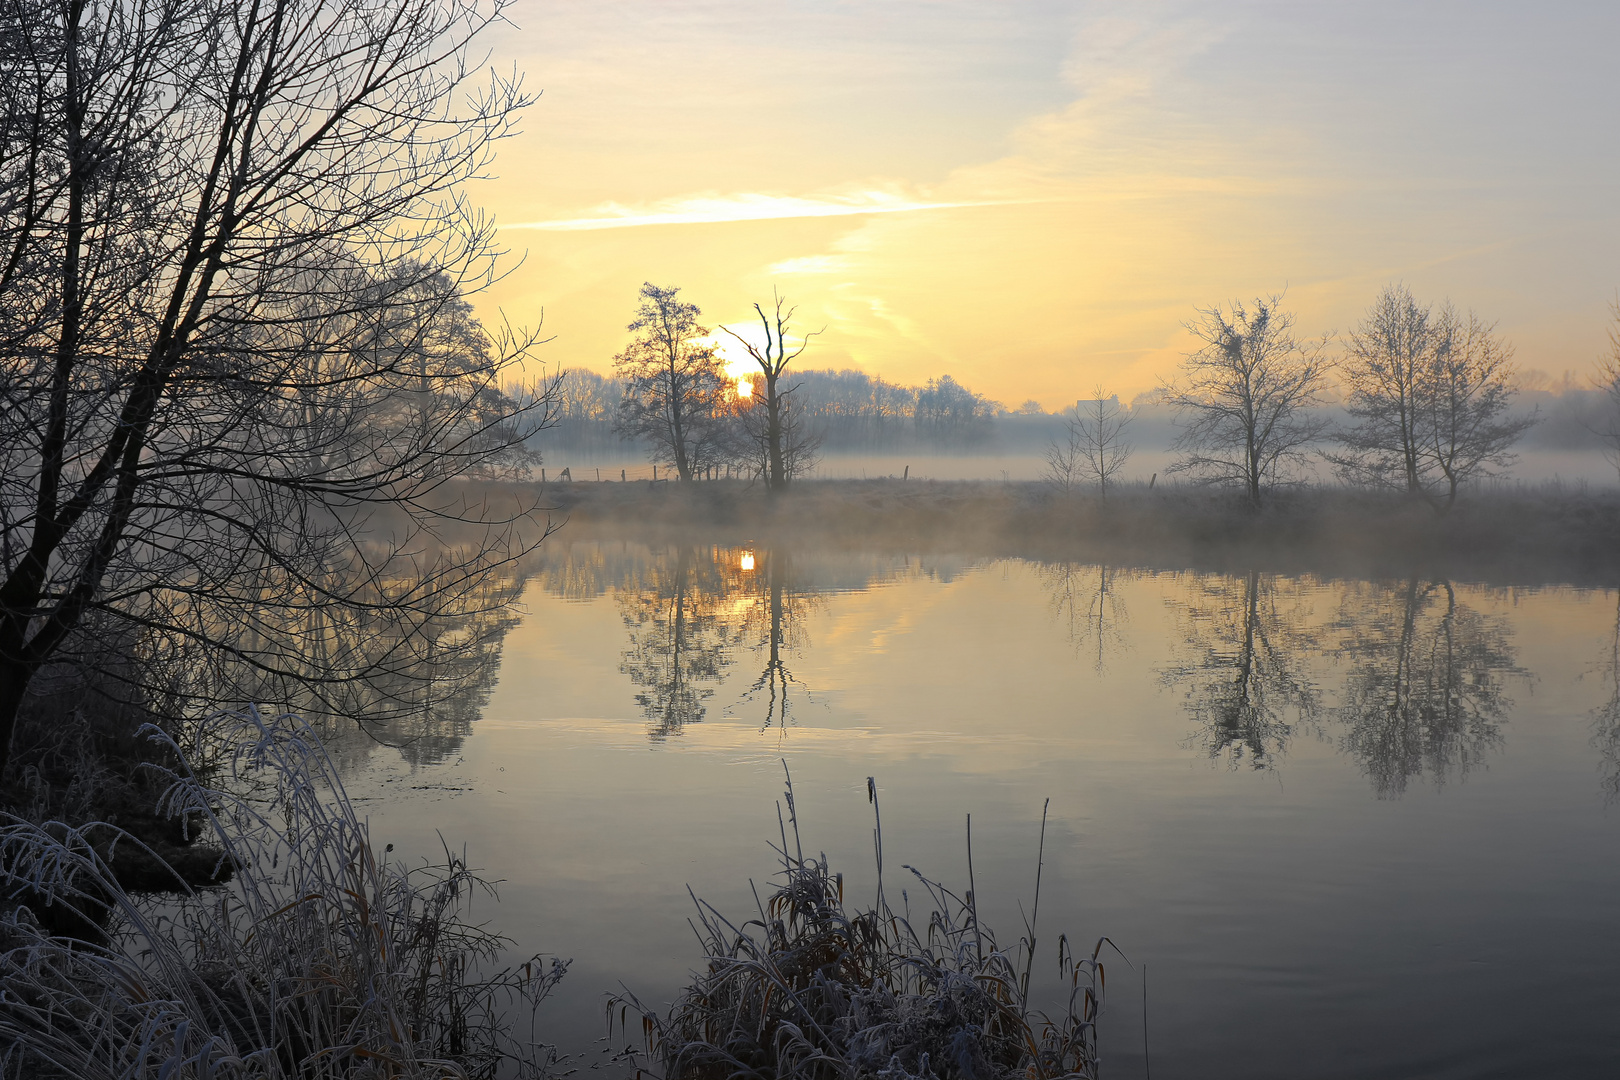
345,538,1620,1078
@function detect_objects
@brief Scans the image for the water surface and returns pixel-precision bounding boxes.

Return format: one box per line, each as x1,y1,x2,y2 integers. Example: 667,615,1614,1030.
350,540,1620,1077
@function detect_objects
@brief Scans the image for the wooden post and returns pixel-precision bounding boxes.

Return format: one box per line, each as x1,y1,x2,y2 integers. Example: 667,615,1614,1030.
903,465,909,480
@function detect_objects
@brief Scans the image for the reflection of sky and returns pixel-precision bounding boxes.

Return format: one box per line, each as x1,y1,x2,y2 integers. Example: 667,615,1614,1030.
473,2,1620,407
357,554,1620,1076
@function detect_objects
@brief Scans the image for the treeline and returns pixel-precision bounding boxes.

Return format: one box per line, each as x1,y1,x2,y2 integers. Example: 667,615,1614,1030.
526,365,1005,457
528,366,1611,459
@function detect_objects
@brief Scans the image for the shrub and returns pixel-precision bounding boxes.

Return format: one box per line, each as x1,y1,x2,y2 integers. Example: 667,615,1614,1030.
0,707,565,1079
612,776,1111,1080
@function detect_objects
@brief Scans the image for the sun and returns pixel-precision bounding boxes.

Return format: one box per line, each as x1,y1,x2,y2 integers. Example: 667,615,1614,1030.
705,322,769,399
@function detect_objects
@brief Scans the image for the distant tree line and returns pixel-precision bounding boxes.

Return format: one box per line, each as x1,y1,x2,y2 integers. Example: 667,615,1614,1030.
530,281,1620,512
528,283,1007,483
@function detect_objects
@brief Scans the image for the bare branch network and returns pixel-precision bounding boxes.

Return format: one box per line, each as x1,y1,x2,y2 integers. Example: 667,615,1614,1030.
0,0,555,769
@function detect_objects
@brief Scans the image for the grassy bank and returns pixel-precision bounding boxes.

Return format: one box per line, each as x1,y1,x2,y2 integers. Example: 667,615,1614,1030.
0,710,565,1079
526,477,1620,587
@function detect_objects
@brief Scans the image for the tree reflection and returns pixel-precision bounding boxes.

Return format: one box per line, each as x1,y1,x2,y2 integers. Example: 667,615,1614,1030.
1161,570,1321,768
1333,577,1516,797
1594,593,1620,803
617,547,745,739
736,548,819,732
144,553,533,770
1038,562,1131,672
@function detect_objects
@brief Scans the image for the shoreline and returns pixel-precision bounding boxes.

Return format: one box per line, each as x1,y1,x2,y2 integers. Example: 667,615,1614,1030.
516,477,1620,589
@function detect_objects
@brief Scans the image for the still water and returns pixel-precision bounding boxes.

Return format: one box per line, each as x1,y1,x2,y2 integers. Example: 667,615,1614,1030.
348,540,1620,1078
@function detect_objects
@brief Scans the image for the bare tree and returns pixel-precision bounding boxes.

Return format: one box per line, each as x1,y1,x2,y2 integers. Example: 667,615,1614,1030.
1048,388,1132,498
0,0,548,771
1419,302,1535,512
1333,285,1534,513
1165,295,1332,507
721,291,821,491
613,283,730,482
1041,426,1084,494
1330,283,1434,494
733,377,822,484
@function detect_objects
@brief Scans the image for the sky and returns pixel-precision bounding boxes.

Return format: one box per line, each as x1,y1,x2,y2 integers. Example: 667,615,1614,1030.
468,1,1620,409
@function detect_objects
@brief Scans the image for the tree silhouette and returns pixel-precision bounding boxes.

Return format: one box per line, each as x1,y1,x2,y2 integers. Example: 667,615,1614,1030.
0,0,546,772
1334,287,1534,514
1165,295,1332,506
1044,390,1133,497
722,293,822,490
613,284,731,482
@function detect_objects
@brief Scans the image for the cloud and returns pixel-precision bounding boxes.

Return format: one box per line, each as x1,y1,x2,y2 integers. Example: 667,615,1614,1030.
501,189,1013,231
767,255,851,276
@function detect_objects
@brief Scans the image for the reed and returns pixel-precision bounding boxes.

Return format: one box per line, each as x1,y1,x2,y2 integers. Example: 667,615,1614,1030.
611,768,1112,1080
0,707,565,1079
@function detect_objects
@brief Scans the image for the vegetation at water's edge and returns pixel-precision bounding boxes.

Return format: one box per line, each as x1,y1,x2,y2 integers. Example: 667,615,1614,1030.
531,476,1620,587
612,777,1110,1080
1,708,1107,1079
0,709,565,1080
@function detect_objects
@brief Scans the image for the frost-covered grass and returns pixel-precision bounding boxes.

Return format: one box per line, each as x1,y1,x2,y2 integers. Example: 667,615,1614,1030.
612,775,1113,1080
0,708,564,1080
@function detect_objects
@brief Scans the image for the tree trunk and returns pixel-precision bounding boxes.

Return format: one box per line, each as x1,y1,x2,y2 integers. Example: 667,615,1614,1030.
765,371,785,491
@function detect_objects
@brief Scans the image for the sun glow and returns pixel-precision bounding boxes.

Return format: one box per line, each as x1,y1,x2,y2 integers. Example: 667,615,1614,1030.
706,323,769,400
740,551,755,571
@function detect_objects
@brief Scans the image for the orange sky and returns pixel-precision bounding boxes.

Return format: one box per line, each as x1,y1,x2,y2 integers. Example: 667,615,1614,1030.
466,1,1620,409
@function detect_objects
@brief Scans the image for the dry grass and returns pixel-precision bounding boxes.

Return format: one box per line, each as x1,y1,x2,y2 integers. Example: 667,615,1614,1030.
611,772,1112,1080
0,707,565,1079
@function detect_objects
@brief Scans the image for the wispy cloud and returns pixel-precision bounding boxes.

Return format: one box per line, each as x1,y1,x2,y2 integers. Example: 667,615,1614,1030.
767,254,851,276
501,189,1011,231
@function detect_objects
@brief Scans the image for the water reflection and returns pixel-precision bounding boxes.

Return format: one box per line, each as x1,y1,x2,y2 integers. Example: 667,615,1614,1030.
1161,570,1323,769
1333,578,1517,797
736,549,819,731
512,542,1596,797
1594,594,1620,803
617,547,746,738
531,542,926,738
1038,562,1132,672
166,559,532,768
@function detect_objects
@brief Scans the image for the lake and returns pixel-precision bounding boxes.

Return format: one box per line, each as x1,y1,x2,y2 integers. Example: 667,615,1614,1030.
345,537,1620,1078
